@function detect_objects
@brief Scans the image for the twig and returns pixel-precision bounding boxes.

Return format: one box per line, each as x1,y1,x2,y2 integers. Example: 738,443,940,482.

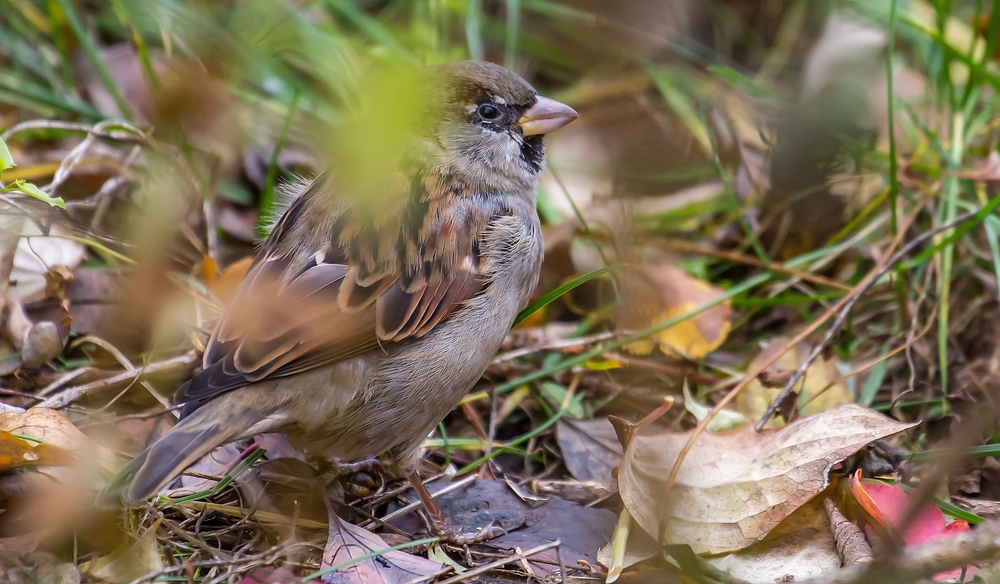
37,351,199,409
657,238,854,291
757,207,980,429
72,335,177,416
170,500,327,530
0,204,24,333
1,119,147,144
661,203,924,494
431,540,561,584
492,330,619,363
801,517,1000,584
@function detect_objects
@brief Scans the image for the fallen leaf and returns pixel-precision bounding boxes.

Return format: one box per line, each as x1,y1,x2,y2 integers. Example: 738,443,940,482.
322,509,443,584
616,265,731,359
682,382,747,432
707,498,840,582
556,417,623,483
956,150,1000,182
0,430,74,471
392,480,617,575
0,408,89,454
0,551,80,584
0,408,115,472
597,508,660,581
849,471,977,581
530,479,612,504
204,256,253,306
9,224,86,305
617,403,914,554
737,337,856,427
89,524,165,583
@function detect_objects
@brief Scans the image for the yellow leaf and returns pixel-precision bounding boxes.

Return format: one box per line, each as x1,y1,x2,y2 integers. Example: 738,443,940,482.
88,524,165,582
0,430,74,471
616,266,732,359
583,358,621,370
737,337,855,428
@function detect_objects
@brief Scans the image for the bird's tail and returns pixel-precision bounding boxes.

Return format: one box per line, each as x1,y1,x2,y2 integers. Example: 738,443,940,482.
105,406,246,506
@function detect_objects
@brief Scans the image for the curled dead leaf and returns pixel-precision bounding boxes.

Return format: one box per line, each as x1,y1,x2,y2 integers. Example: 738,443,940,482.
617,403,914,554
322,508,443,584
616,266,731,359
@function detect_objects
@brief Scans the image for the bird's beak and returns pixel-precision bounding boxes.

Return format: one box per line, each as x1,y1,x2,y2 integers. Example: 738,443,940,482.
518,96,579,136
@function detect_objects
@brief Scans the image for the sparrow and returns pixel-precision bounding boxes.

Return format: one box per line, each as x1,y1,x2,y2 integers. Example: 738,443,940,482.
112,61,578,543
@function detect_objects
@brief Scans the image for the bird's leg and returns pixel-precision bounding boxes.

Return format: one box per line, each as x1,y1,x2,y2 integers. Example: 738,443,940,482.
406,472,505,545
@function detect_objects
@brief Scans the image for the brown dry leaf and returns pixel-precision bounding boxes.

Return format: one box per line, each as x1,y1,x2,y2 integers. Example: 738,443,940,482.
0,408,88,454
616,266,731,359
736,337,855,427
618,403,913,554
322,510,443,584
204,256,253,306
556,417,623,483
392,480,616,575
707,498,840,581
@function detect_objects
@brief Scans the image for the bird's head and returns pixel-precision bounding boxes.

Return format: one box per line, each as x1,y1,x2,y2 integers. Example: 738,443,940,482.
430,61,578,195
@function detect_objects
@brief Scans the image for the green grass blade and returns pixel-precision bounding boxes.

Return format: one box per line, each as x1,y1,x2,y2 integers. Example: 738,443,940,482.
52,0,132,121
496,272,768,394
513,265,619,327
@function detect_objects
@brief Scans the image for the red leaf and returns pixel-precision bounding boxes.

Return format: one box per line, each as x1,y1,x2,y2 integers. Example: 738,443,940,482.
849,470,978,581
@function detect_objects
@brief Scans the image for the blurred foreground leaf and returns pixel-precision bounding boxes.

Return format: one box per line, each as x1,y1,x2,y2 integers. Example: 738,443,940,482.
0,430,74,471
86,525,164,583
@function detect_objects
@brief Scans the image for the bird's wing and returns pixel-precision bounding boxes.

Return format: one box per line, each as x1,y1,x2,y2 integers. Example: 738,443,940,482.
176,173,490,415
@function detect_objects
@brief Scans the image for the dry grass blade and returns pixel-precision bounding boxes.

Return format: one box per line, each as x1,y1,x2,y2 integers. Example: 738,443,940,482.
432,540,562,584
37,352,199,409
661,204,923,494
757,205,986,429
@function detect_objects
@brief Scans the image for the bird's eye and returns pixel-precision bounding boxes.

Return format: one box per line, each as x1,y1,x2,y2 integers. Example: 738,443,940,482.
477,103,500,120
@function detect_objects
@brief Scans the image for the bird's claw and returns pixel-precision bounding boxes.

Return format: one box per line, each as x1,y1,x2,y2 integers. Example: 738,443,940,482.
329,458,386,477
429,518,505,545
322,458,387,499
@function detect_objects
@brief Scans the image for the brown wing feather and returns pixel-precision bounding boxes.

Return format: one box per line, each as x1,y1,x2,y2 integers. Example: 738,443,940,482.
177,172,490,417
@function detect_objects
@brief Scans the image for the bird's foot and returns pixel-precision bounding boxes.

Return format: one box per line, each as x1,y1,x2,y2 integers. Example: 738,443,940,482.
405,471,506,545
427,516,505,545
322,458,387,499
